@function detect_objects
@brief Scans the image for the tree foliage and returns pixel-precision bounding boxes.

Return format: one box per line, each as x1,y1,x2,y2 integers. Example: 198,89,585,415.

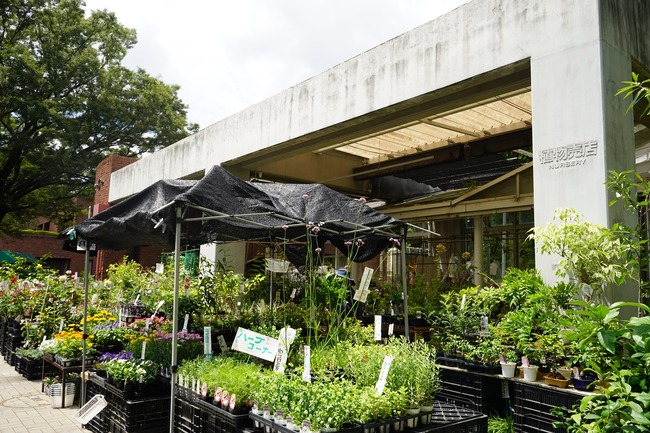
0,0,199,231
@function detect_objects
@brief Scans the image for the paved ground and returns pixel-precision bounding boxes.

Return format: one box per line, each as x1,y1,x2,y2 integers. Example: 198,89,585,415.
0,359,90,433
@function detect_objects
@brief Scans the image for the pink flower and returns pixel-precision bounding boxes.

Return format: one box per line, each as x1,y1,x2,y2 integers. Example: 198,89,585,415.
315,248,322,253
358,197,367,204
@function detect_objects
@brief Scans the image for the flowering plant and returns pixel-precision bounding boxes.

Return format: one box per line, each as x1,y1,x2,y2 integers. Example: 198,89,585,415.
52,330,94,359
103,352,159,384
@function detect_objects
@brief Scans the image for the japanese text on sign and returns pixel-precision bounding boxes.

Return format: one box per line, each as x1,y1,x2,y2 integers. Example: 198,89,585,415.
231,327,279,362
353,267,374,302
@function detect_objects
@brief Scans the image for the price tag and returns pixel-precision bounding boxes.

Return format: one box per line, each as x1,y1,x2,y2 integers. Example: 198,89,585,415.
375,355,394,394
204,326,212,356
302,345,311,382
182,314,189,333
374,315,382,341
231,327,279,362
353,267,374,302
217,335,229,352
388,323,394,336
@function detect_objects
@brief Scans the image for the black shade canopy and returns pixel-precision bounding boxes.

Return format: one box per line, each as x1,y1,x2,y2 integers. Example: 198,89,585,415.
64,166,403,266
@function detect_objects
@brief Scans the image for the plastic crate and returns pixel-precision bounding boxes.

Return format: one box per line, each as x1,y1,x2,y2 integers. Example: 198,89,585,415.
514,413,565,433
436,368,507,416
513,381,583,419
196,397,253,433
175,395,203,433
83,375,108,433
250,413,362,433
418,401,487,433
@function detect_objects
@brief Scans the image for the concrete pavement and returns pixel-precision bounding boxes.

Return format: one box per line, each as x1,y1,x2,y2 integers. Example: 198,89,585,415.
0,358,90,433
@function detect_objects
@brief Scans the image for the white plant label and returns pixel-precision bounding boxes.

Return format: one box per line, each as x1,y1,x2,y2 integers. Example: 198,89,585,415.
375,355,394,394
182,314,189,333
374,315,382,341
279,327,296,345
59,318,64,333
388,323,394,336
153,300,164,317
204,326,212,356
353,267,374,302
302,345,311,382
217,335,229,352
290,288,297,299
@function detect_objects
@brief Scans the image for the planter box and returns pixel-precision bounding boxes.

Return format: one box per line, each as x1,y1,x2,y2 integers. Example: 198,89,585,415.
544,376,570,389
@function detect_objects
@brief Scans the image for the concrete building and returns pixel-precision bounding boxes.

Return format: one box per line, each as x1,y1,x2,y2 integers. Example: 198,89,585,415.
104,0,650,301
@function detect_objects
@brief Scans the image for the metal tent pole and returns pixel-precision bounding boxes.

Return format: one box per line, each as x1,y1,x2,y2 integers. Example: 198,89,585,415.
401,224,410,342
169,206,182,433
81,206,91,406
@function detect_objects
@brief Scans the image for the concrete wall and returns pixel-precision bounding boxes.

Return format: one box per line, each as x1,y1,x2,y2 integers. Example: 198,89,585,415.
111,0,618,200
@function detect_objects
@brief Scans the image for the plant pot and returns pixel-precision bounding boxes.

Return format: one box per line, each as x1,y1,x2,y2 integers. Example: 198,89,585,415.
405,408,420,428
419,403,434,425
500,362,517,378
522,365,539,382
572,376,596,391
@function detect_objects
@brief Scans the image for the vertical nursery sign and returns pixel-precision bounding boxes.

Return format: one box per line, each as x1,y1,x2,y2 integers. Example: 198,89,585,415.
204,326,212,358
353,267,374,302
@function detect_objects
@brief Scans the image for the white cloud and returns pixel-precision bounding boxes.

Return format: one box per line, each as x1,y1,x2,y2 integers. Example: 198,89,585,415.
84,0,471,129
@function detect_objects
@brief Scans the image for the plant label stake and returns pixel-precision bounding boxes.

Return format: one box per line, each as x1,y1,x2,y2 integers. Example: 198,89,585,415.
302,345,311,382
204,326,212,359
59,318,64,333
376,355,394,394
141,318,150,360
217,335,229,353
388,323,394,336
155,263,164,274
274,345,288,373
374,315,382,341
182,314,189,333
353,267,374,302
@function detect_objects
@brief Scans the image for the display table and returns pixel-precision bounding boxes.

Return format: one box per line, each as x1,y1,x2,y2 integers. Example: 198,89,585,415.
41,357,86,408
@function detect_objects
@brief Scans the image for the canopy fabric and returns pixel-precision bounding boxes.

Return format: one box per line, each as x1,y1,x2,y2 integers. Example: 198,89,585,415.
65,166,403,265
0,250,37,263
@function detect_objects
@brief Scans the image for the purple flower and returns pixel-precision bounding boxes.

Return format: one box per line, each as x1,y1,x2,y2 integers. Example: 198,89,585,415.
282,225,289,230
356,239,365,246
311,226,320,233
302,194,309,200
358,197,367,204
344,241,353,246
389,237,401,247
315,248,322,253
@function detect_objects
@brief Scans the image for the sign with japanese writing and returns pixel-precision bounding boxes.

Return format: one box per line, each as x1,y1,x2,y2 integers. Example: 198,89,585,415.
353,267,374,302
539,140,598,170
231,327,279,362
273,344,288,373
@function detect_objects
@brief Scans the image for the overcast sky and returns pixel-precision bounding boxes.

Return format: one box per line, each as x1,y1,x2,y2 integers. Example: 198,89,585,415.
84,0,472,130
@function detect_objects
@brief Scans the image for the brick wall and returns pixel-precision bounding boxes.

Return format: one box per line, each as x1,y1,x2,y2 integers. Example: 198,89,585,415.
94,155,137,205
0,234,87,274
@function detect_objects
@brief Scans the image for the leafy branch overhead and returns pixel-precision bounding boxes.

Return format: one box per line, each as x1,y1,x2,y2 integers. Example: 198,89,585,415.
0,0,199,229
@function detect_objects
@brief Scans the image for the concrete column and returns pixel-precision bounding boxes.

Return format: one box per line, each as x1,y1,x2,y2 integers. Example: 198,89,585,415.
473,216,484,286
531,38,637,304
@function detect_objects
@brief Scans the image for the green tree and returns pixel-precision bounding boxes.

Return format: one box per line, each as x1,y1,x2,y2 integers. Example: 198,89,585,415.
0,0,199,231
